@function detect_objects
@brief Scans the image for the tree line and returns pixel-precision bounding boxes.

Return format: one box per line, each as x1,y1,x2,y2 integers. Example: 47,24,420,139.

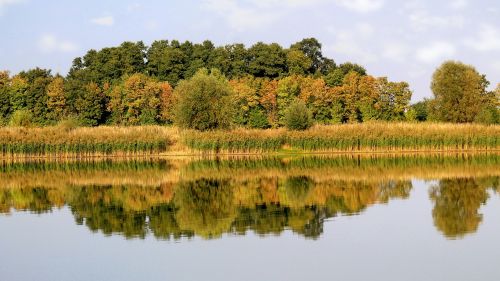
0,38,498,129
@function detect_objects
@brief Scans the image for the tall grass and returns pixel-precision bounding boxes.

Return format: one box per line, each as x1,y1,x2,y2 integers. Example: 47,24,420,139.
182,123,500,153
0,126,173,157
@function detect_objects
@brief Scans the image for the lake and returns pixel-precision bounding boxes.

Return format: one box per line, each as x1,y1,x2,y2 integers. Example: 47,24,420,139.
1,154,499,281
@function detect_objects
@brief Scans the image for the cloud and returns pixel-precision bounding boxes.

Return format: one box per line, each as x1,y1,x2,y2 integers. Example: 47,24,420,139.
90,16,114,26
201,0,281,31
0,0,23,15
37,34,78,53
409,10,464,31
465,24,500,52
416,42,456,63
334,0,384,13
202,0,384,31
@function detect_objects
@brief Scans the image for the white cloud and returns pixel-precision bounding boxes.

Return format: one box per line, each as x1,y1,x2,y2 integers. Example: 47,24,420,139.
201,0,384,31
0,0,23,15
465,24,500,52
37,34,78,54
416,42,456,63
201,0,281,31
334,0,384,13
409,10,464,31
90,16,114,26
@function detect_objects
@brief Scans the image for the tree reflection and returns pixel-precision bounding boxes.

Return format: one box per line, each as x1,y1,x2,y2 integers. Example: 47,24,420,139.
430,178,490,239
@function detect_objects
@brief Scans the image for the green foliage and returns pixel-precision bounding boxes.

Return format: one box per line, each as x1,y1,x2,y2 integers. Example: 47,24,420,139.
9,110,33,127
411,101,429,121
430,61,490,123
173,69,234,131
248,42,287,78
248,108,271,129
76,82,106,126
474,106,499,125
284,100,313,131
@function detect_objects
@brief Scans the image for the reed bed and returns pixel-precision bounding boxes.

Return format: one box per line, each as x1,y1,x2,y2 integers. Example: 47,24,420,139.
0,126,173,157
182,123,500,153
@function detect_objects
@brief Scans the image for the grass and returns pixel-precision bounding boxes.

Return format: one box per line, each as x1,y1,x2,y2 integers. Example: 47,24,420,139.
0,122,498,157
181,123,500,153
0,126,173,157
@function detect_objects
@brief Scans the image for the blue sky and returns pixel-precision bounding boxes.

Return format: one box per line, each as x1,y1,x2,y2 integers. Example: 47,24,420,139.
0,0,499,101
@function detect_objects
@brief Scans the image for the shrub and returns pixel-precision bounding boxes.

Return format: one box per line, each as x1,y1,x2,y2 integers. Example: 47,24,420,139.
475,107,498,125
9,110,33,127
284,100,313,131
173,69,234,131
248,108,270,129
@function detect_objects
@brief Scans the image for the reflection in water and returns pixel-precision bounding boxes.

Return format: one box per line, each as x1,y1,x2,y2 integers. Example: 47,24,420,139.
0,154,499,240
430,177,498,239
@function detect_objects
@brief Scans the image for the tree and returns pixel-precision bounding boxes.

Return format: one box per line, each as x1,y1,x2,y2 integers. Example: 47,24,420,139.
286,49,312,75
290,38,335,74
76,82,106,126
146,40,187,85
46,76,66,121
411,100,429,121
18,68,53,125
0,71,11,122
277,76,301,125
108,74,164,125
430,61,490,123
375,77,412,121
248,42,286,78
173,69,234,130
284,99,313,130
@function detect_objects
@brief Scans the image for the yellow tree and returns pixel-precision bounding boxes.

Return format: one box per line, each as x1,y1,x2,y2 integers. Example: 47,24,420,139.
46,76,66,121
259,79,279,127
159,82,174,123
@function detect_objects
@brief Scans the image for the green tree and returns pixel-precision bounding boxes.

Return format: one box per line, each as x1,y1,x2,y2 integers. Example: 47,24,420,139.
284,99,313,130
290,38,335,74
76,82,106,126
430,61,490,123
0,71,11,122
18,68,53,125
173,69,234,130
286,49,312,75
248,42,286,78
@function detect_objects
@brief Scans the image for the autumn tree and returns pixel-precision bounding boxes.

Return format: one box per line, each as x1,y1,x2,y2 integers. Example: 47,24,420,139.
46,76,67,121
107,74,165,125
18,68,53,125
430,61,490,123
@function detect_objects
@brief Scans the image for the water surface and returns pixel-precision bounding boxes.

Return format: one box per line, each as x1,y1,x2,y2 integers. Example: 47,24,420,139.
1,154,499,281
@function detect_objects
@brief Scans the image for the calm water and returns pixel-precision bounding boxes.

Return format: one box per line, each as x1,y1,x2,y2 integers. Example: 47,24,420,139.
1,155,500,281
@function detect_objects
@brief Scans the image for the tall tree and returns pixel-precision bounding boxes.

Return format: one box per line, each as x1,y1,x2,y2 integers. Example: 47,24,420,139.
248,42,286,78
430,61,490,123
46,76,67,121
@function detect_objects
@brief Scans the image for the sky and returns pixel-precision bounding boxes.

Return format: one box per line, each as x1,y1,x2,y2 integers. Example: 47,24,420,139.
0,0,499,101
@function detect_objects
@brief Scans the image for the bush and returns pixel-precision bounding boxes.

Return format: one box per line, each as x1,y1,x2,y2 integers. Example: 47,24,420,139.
173,69,234,131
57,117,81,132
284,100,313,131
9,110,33,127
248,108,270,129
475,107,498,125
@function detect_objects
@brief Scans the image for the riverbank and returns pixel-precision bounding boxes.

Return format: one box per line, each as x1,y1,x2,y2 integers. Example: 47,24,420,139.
0,123,499,157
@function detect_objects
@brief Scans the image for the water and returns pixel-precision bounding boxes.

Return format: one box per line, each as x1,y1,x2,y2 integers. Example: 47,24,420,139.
1,154,499,281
